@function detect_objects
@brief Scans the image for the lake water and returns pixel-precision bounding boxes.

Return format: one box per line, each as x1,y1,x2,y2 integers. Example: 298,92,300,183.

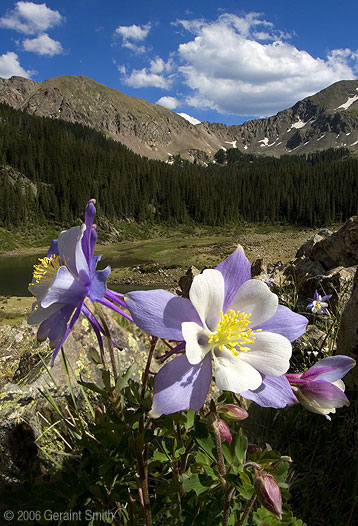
0,251,151,297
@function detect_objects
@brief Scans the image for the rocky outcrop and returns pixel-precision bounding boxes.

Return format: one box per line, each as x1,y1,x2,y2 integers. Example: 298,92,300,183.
0,312,147,487
336,267,358,387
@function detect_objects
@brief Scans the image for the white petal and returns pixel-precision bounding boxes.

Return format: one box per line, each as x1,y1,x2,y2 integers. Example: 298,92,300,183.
228,279,278,327
213,348,262,393
239,331,292,377
182,322,211,365
333,379,345,392
189,269,224,331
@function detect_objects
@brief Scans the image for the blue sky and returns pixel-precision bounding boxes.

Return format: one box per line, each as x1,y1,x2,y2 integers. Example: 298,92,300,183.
0,1,357,125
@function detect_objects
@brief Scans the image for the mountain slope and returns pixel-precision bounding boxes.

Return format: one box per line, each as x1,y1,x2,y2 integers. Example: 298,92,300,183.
202,80,358,156
0,75,223,162
0,75,358,161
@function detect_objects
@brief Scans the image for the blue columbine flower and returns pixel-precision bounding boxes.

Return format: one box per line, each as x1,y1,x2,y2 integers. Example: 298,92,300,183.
306,290,332,315
286,355,356,420
125,245,308,417
261,274,275,287
28,199,132,364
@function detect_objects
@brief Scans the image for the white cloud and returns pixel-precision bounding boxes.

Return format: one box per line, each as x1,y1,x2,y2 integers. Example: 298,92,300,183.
0,51,33,78
0,1,63,35
115,22,151,41
121,57,174,89
115,22,151,53
23,33,63,56
177,13,357,116
124,69,172,89
177,112,201,125
156,96,179,110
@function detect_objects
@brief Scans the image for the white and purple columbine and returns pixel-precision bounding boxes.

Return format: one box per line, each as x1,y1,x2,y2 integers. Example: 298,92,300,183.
125,245,308,417
306,290,332,315
286,355,356,420
28,199,132,364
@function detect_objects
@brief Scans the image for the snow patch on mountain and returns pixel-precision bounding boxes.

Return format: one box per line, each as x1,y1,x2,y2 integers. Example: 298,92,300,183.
335,94,358,111
177,113,201,125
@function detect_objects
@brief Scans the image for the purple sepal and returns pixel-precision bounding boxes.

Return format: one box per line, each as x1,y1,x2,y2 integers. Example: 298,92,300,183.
51,301,84,365
216,245,251,312
302,355,356,383
252,305,308,342
37,304,74,348
151,353,212,417
241,375,298,408
300,380,349,408
82,200,96,262
321,294,332,302
47,239,59,258
125,289,201,340
89,266,111,302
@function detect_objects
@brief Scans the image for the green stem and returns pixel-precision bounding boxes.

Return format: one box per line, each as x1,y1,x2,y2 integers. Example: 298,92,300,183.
238,493,257,526
214,423,233,526
136,336,158,526
94,302,118,382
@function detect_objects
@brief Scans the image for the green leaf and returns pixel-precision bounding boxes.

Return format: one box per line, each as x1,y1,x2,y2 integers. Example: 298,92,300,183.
88,347,102,364
152,451,169,462
102,369,112,390
114,363,137,393
195,451,211,465
182,474,210,495
78,380,107,396
233,427,248,464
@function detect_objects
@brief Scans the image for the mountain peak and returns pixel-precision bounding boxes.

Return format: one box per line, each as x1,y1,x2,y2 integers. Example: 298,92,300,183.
0,75,357,161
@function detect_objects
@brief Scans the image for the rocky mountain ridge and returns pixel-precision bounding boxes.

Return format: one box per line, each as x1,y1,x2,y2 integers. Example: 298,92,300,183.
1,75,358,162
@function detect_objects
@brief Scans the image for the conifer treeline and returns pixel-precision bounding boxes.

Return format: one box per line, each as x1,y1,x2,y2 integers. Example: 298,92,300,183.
0,102,357,228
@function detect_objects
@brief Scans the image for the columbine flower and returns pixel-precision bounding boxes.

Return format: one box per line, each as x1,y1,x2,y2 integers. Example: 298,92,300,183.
306,290,332,315
254,469,282,520
261,274,275,287
286,355,356,420
125,245,308,417
28,199,132,364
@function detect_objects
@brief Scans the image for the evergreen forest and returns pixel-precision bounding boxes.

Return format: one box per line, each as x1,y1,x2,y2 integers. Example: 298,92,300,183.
0,102,357,229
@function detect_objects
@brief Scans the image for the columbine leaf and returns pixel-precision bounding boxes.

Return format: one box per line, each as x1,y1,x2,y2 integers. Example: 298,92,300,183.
233,427,248,464
114,363,137,393
182,474,210,495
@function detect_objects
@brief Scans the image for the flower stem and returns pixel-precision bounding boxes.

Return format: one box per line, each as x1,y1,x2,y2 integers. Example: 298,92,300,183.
214,423,234,526
238,493,257,526
136,336,158,526
94,302,118,382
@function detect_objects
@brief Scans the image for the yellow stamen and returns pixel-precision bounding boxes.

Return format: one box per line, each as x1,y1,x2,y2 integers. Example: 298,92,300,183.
208,309,257,357
29,254,62,286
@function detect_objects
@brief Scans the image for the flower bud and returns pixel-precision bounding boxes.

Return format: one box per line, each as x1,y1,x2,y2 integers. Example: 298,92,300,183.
254,470,282,520
247,443,262,455
218,404,249,420
215,419,232,443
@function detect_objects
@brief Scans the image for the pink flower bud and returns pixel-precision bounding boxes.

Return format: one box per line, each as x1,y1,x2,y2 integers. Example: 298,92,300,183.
218,404,249,420
215,419,232,443
254,470,282,520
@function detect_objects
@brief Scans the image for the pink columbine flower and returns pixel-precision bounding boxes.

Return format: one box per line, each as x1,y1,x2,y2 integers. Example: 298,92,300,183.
286,355,356,420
